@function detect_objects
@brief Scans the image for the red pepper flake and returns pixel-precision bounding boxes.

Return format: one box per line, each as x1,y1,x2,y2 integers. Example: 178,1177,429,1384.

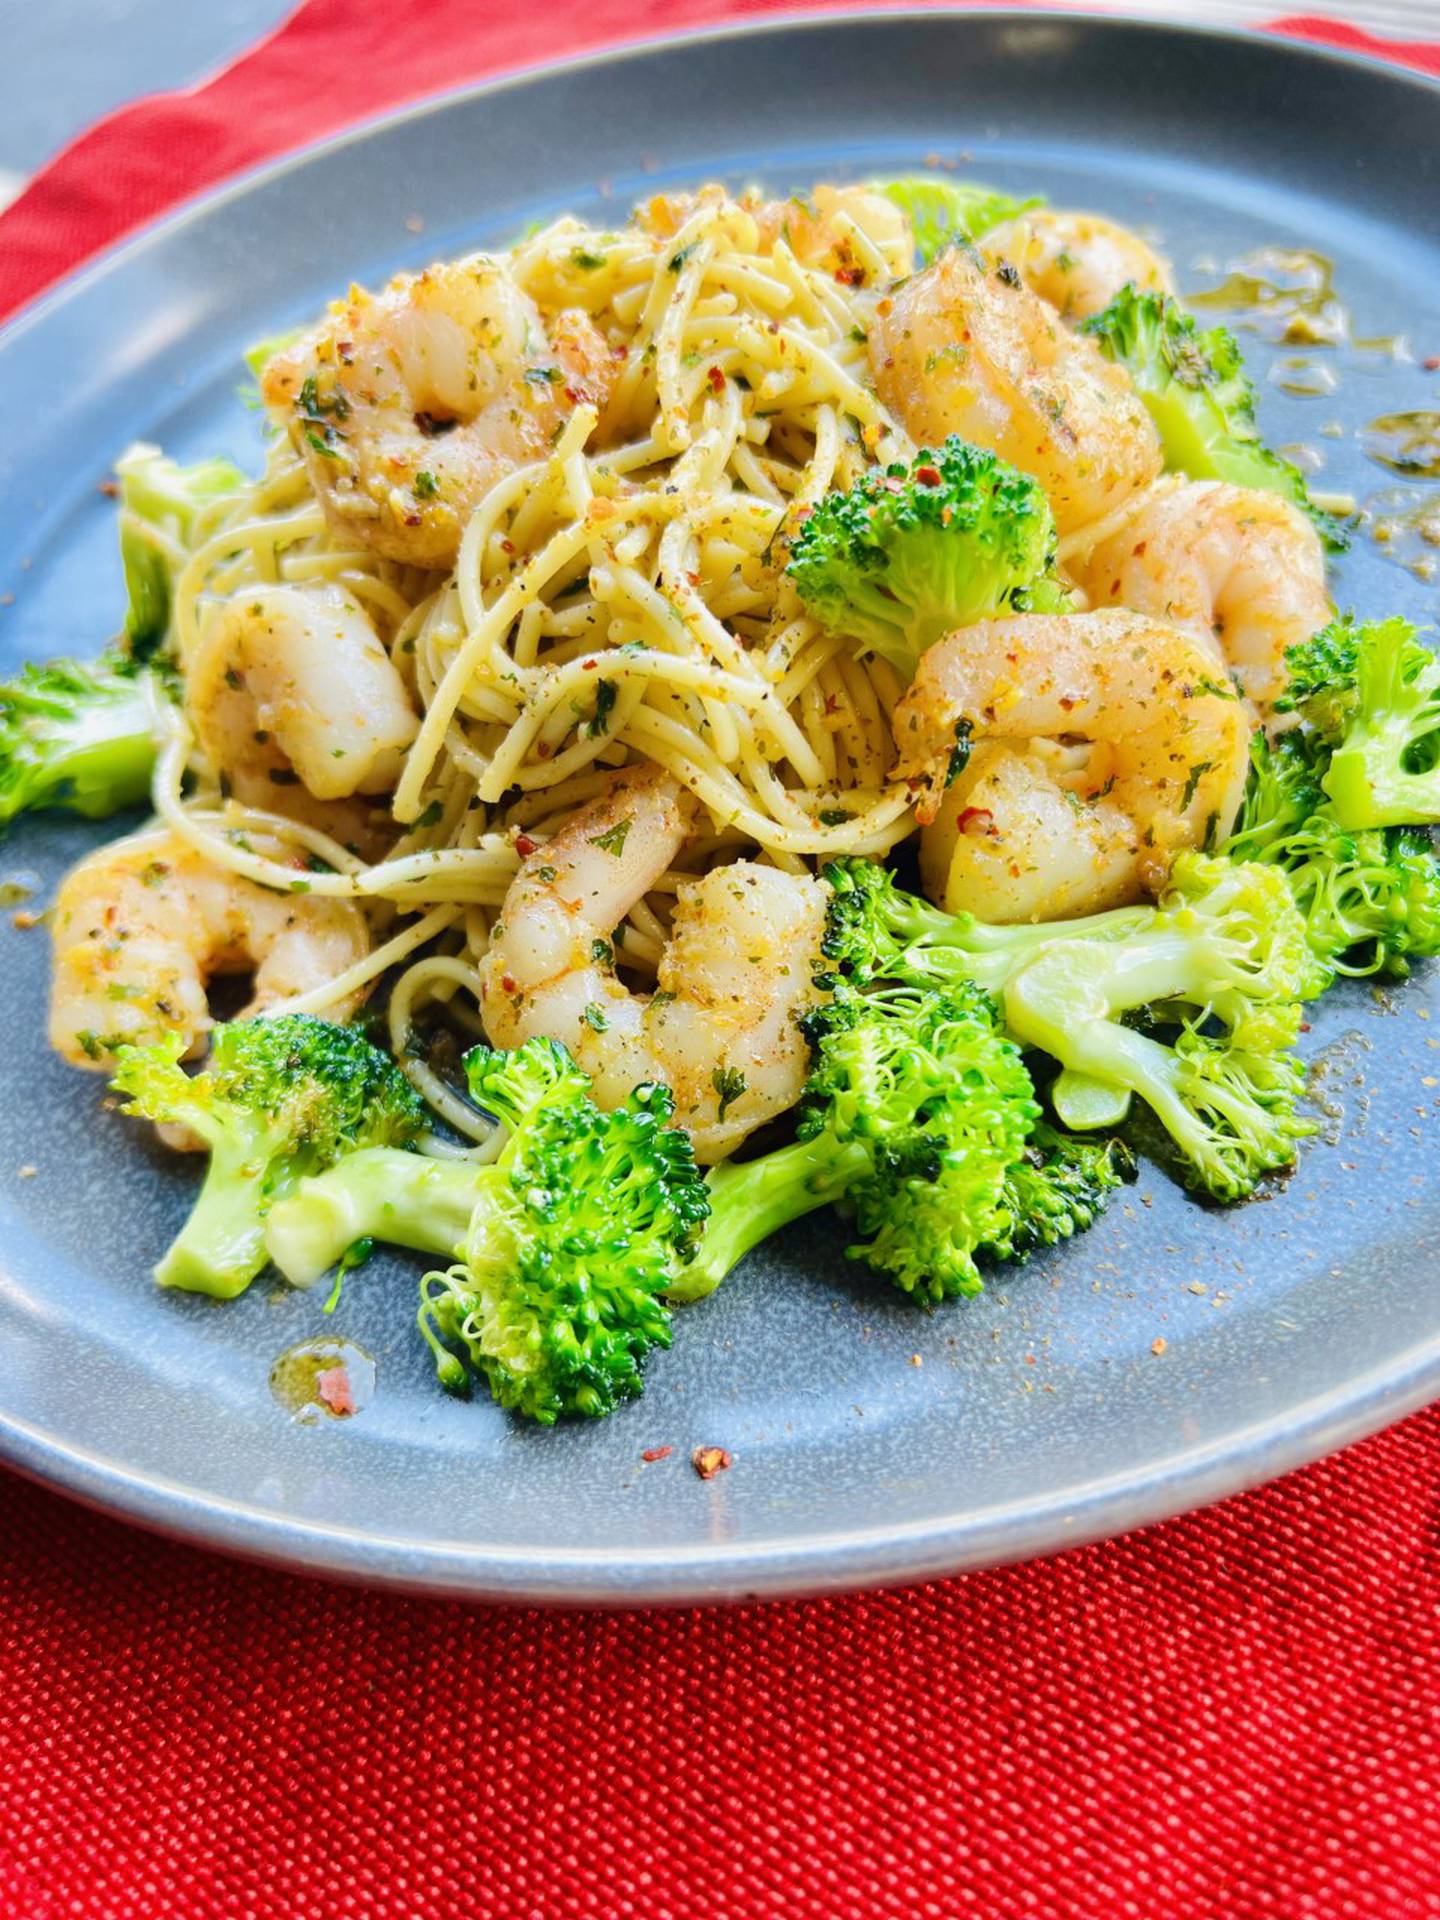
957,807,997,837
1425,355,1440,371
315,1366,356,1417
514,832,538,857
500,973,517,995
706,364,725,394
402,512,422,527
914,464,942,487
97,479,120,499
834,265,864,287
692,1445,733,1480
641,1445,673,1463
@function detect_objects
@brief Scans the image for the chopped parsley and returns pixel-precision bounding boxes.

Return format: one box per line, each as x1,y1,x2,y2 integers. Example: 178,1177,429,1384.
589,817,632,857
712,1067,747,1122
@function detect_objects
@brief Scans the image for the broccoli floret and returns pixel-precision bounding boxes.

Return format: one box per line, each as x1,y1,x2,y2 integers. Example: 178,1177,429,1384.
1224,728,1440,982
115,443,247,659
786,437,1070,676
1280,615,1440,831
0,652,162,827
677,981,1043,1306
414,1039,708,1423
820,853,1314,1201
112,1015,426,1299
1001,855,1315,1200
876,177,1044,265
266,1040,705,1421
1081,286,1345,550
985,1122,1136,1261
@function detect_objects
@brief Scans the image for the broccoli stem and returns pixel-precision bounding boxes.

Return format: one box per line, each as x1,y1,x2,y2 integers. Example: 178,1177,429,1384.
155,1133,273,1298
263,1147,479,1288
880,893,1151,994
667,1135,872,1304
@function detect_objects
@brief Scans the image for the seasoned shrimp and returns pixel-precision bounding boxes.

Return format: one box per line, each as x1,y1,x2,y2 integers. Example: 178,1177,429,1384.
190,584,419,803
983,210,1172,321
262,255,615,570
1071,479,1331,713
893,611,1253,921
640,184,914,284
49,830,370,1069
869,245,1162,535
479,768,827,1162
754,184,916,284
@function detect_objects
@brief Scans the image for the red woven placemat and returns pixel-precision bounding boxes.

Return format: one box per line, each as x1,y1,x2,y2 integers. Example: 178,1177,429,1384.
4,7,1440,1916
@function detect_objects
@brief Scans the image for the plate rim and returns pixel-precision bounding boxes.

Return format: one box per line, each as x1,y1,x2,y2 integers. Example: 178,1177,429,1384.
3,6,1439,1604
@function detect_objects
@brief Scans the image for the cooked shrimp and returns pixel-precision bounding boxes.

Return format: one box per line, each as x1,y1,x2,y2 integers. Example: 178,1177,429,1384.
262,255,615,570
190,584,419,802
640,184,914,284
754,184,915,284
478,767,827,1161
1071,479,1331,713
983,209,1172,321
869,245,1162,535
893,611,1253,921
49,830,370,1069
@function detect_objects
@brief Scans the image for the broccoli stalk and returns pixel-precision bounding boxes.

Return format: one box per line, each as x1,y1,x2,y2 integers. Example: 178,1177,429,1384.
1281,616,1440,832
115,442,247,658
1081,286,1345,549
112,1015,426,1299
876,178,1044,265
785,437,1070,678
819,853,1151,995
1223,726,1440,982
0,653,162,826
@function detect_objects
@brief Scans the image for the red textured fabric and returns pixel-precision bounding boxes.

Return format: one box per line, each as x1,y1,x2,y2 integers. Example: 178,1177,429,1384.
5,6,1440,1916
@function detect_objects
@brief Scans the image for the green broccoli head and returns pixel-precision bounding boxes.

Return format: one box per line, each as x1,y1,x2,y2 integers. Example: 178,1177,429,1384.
1001,854,1315,1202
113,1014,425,1298
797,981,1041,1301
1280,615,1440,831
416,1038,709,1424
115,443,247,660
985,1122,1136,1262
1224,725,1440,982
0,653,162,827
875,177,1044,265
1161,850,1327,1010
786,438,1070,677
1081,285,1346,550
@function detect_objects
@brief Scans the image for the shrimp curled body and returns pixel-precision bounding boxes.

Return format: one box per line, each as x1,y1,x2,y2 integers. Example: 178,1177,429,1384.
262,255,615,570
983,209,1173,322
191,583,420,803
479,769,827,1162
49,830,371,1069
869,245,1162,536
1072,479,1331,715
893,611,1253,922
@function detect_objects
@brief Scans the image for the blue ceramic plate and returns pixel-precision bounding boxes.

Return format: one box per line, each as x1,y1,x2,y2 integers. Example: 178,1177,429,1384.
2,12,1439,1604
